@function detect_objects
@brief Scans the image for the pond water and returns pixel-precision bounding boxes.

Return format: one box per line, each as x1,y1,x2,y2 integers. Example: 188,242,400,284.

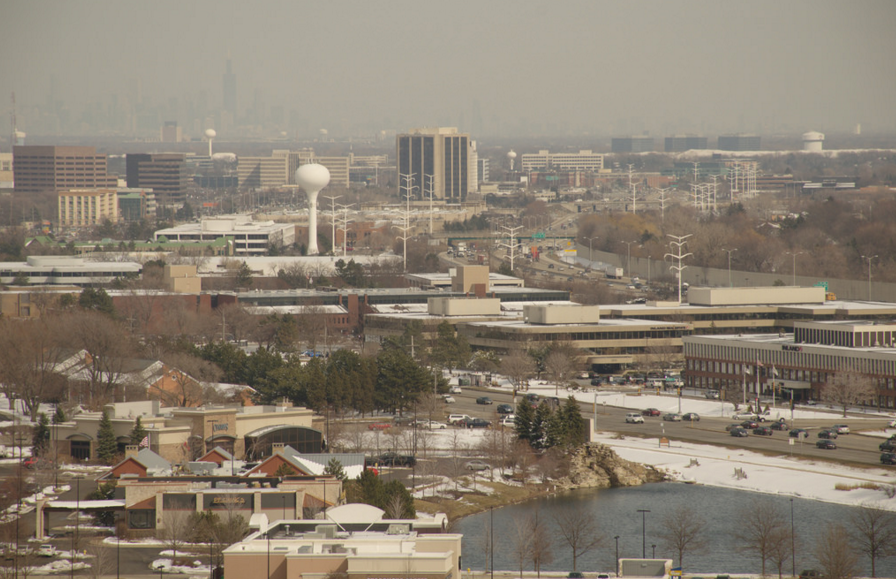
455,483,895,576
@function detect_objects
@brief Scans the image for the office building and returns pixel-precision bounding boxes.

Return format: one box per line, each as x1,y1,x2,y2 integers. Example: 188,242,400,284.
236,155,290,189
13,146,116,195
664,135,708,152
273,150,350,188
154,215,295,255
396,127,470,201
223,504,458,579
125,153,189,206
683,320,896,408
0,256,142,287
57,188,119,227
611,137,655,153
477,156,489,183
521,150,604,172
0,153,12,186
160,121,182,143
717,134,761,151
117,187,157,221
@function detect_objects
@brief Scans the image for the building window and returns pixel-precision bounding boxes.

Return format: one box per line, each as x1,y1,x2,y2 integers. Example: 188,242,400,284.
128,509,155,529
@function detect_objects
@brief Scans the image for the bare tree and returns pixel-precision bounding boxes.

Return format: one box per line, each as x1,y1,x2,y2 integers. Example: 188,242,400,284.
158,511,193,563
510,513,533,579
529,509,554,578
60,311,134,407
443,430,468,493
545,349,577,395
733,498,788,576
0,318,68,421
815,522,861,579
657,505,708,569
154,353,222,407
849,503,896,577
501,349,536,393
552,509,605,572
766,526,796,579
383,492,408,519
821,371,878,417
85,543,116,579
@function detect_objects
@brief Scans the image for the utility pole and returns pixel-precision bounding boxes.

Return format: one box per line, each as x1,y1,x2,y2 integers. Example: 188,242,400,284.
424,174,435,235
497,225,523,271
338,203,354,258
323,194,342,256
665,234,693,304
862,255,878,300
628,164,636,213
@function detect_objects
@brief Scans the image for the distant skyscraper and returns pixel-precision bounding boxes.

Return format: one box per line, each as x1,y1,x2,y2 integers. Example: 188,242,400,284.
396,127,470,201
611,137,654,153
664,135,708,152
222,57,237,117
717,134,761,151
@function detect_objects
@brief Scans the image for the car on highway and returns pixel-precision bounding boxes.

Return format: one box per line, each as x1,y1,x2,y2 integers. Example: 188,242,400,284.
732,412,760,421
888,419,896,428
526,393,540,403
465,460,490,472
548,264,555,269
449,385,462,394
832,424,850,434
642,408,662,417
881,452,896,465
682,413,700,422
753,426,773,436
497,403,514,414
790,429,810,439
476,396,493,405
740,420,759,430
625,412,645,424
816,439,837,450
442,395,456,404
663,413,682,422
817,429,838,439
725,423,742,432
879,439,896,452
730,427,749,437
770,421,790,431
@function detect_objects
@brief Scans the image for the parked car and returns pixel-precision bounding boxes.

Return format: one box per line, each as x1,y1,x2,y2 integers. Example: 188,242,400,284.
625,412,645,424
704,390,721,399
442,395,456,404
817,429,838,439
682,413,700,422
753,427,773,436
496,404,514,414
790,429,810,439
36,545,57,557
663,413,682,422
888,419,896,428
367,423,391,431
413,420,446,430
591,378,603,386
816,439,837,450
730,427,749,437
798,570,823,579
567,573,585,579
880,452,896,465
526,393,540,403
832,424,850,434
642,408,662,417
448,414,472,425
377,452,417,467
740,420,759,430
500,416,516,428
465,460,490,472
770,421,789,431
461,417,492,429
476,396,493,405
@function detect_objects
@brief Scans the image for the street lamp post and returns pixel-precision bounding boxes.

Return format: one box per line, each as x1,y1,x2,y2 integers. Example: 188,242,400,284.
790,498,796,578
614,536,620,575
623,241,636,277
784,251,804,286
585,236,599,266
637,509,650,559
722,248,737,288
862,255,878,300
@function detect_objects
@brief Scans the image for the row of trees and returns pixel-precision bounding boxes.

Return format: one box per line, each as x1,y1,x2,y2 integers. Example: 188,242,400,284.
514,397,586,451
499,498,896,579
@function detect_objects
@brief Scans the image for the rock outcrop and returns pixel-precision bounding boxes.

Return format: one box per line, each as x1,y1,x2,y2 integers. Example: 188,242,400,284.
563,442,666,489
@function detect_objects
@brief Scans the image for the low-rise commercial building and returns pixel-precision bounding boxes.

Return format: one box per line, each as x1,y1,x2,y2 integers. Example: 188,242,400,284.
0,256,142,286
154,215,295,255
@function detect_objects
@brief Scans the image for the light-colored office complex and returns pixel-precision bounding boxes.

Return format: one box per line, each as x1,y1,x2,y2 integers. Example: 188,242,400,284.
237,155,290,189
57,188,119,227
154,215,296,255
396,127,472,201
274,149,351,188
521,150,604,172
0,256,142,286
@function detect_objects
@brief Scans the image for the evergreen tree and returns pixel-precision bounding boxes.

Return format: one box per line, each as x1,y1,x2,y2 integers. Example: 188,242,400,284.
96,409,118,464
324,458,347,481
129,416,148,446
235,262,253,289
383,479,416,518
88,481,118,526
32,413,51,457
52,405,66,425
79,287,115,317
532,403,554,450
558,396,587,448
274,463,296,477
514,398,536,444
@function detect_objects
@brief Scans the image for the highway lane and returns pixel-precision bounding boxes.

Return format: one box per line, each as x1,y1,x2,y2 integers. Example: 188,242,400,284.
446,386,896,469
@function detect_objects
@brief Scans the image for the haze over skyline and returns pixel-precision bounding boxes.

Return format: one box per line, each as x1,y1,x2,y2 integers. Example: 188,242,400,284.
3,0,896,139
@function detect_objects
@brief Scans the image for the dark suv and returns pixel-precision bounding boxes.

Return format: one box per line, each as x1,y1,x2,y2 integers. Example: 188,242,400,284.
497,404,514,415
377,452,417,467
880,439,896,452
881,452,896,465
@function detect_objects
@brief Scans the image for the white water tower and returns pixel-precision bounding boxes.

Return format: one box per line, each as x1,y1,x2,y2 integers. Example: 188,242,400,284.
507,149,517,171
205,129,217,157
802,131,824,152
296,163,330,255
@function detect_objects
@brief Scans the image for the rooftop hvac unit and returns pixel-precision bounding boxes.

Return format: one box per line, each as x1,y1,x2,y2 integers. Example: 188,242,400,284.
386,524,410,535
315,524,337,538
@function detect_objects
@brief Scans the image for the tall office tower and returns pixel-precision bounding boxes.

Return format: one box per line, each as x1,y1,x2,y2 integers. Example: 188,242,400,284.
13,146,116,195
160,121,182,143
611,137,655,153
664,135,708,152
126,153,189,206
717,134,761,151
222,57,237,117
396,127,470,201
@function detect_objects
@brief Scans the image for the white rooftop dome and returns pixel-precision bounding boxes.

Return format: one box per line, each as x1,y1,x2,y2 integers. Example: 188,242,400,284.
295,163,330,191
802,131,824,140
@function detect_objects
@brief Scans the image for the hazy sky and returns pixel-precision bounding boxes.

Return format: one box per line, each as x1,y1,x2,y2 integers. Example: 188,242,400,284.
3,0,896,137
